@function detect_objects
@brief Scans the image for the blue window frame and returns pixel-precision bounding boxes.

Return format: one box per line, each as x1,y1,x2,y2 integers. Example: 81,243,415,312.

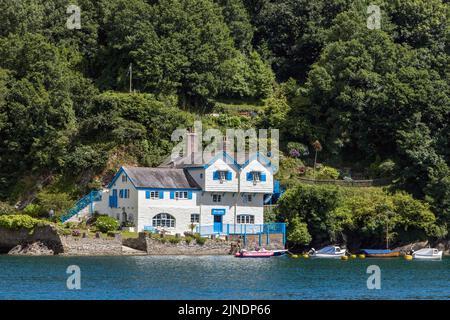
214,170,232,181
246,171,266,182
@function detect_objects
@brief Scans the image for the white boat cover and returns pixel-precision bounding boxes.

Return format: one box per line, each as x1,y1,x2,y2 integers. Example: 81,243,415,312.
414,248,437,255
317,246,338,254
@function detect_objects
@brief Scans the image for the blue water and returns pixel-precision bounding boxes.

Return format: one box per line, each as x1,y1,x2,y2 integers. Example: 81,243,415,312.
0,255,449,300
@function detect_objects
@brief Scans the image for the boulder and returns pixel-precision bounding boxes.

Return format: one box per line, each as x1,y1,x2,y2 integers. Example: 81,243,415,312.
8,241,55,256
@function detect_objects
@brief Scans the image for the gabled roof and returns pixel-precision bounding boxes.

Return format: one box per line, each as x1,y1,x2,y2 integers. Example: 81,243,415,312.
109,166,201,190
159,150,273,170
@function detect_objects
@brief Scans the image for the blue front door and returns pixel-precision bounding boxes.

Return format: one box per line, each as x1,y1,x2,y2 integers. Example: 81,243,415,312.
109,189,118,208
213,215,223,233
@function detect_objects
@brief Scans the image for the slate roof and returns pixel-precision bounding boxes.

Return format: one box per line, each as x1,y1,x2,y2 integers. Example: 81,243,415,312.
122,166,201,189
159,151,248,168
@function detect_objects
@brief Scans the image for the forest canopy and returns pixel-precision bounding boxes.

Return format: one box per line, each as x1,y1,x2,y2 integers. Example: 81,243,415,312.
0,0,448,236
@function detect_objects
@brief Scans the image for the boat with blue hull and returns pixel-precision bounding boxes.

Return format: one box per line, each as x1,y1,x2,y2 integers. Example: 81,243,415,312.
360,249,400,257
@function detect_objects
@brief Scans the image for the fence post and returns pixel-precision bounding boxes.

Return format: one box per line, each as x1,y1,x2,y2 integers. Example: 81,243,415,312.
244,224,247,246
227,224,230,236
266,224,270,245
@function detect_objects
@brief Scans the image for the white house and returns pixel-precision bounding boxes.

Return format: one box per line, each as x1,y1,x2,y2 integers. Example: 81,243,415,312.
89,150,275,236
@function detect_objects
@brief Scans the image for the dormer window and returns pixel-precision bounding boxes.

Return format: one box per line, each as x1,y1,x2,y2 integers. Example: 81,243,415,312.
219,171,227,181
122,174,127,183
246,171,266,184
213,170,232,182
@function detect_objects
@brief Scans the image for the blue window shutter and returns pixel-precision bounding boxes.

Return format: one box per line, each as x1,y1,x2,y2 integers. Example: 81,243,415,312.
159,191,164,199
146,191,150,199
246,172,253,181
213,171,219,180
170,191,175,199
188,191,192,199
261,173,267,182
226,171,232,180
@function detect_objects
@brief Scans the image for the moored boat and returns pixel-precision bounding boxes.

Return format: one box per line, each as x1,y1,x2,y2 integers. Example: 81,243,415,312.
360,249,400,258
412,248,443,260
309,246,346,259
235,248,277,258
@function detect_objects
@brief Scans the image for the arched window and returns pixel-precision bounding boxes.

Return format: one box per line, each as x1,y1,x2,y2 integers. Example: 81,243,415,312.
152,213,176,228
237,215,255,224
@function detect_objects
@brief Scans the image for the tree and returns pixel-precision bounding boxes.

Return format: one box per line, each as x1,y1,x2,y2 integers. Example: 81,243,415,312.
287,216,312,245
277,184,342,244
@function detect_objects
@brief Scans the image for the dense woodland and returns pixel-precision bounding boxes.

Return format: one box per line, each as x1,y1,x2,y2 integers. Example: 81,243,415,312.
0,0,448,247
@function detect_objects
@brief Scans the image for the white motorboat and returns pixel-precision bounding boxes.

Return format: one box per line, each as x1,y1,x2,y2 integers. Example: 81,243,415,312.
412,248,443,260
309,246,346,259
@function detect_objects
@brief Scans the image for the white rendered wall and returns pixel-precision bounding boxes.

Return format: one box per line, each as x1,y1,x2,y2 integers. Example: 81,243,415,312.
240,159,273,194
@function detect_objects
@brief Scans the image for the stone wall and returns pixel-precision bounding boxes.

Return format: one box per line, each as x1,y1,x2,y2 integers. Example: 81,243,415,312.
0,225,123,256
123,233,232,255
59,236,122,256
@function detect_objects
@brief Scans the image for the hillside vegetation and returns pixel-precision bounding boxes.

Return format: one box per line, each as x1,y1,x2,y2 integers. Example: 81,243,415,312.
0,0,448,243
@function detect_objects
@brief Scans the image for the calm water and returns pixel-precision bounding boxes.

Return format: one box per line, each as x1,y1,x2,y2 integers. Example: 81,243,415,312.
0,255,449,300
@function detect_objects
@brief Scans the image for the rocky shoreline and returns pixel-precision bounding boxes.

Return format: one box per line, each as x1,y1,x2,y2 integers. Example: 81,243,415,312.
1,225,449,257
0,225,241,256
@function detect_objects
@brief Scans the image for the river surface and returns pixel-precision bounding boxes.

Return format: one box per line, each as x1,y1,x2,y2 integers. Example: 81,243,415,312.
0,255,448,300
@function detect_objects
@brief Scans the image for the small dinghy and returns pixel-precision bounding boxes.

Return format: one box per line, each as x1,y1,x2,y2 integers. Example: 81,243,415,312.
235,248,286,258
412,248,443,260
360,249,400,258
309,246,346,259
272,249,288,256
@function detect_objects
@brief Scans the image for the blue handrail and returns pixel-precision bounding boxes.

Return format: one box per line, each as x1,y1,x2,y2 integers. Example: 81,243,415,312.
60,190,102,223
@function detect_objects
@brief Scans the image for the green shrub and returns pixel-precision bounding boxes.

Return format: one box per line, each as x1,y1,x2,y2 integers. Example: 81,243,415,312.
36,191,75,217
315,166,339,180
23,203,41,217
107,230,121,238
95,216,120,233
0,202,17,215
0,214,49,230
194,235,207,245
185,236,193,244
65,222,78,229
168,237,181,244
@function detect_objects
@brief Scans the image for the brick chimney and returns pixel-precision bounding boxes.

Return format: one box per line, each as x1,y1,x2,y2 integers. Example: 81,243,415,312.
186,129,199,164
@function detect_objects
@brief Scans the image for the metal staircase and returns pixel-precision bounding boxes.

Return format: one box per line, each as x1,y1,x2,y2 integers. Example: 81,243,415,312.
60,190,102,223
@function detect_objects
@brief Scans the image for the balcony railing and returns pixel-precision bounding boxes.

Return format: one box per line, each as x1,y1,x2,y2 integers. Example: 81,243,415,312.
196,222,286,245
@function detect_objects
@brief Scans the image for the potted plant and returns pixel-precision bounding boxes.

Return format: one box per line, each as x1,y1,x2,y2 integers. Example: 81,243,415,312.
121,221,135,232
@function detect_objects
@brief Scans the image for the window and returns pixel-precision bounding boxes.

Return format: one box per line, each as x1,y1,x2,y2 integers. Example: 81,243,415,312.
191,214,200,223
200,173,203,179
246,195,252,202
237,215,255,224
212,194,222,203
150,191,159,199
213,170,232,181
146,191,164,199
119,189,130,199
219,171,227,180
152,213,176,228
121,174,127,183
175,191,188,199
246,171,266,183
